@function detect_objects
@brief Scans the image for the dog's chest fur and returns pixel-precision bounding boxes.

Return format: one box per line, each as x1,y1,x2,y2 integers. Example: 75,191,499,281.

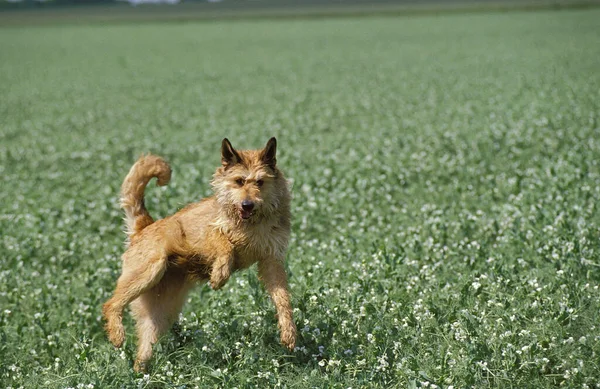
229,220,290,270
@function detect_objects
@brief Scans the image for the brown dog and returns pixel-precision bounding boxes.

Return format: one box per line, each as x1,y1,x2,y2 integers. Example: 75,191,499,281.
102,137,296,372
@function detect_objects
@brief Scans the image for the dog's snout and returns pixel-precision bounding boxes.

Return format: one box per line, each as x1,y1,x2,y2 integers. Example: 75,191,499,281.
241,200,254,211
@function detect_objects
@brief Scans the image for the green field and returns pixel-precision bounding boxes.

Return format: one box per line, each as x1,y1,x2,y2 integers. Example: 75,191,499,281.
1,8,600,389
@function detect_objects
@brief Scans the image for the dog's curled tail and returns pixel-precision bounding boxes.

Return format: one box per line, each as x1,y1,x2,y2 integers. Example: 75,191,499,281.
120,154,171,239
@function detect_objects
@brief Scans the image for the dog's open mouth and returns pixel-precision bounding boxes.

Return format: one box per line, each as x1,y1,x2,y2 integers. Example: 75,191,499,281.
240,209,253,220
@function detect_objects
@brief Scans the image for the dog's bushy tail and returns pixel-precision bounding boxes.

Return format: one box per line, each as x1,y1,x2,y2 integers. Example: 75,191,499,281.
120,155,171,239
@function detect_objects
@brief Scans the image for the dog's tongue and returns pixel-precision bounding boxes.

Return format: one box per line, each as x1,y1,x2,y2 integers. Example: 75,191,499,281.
240,209,252,220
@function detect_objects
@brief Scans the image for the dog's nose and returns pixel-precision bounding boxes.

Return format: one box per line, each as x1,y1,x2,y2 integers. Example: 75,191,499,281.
241,200,254,212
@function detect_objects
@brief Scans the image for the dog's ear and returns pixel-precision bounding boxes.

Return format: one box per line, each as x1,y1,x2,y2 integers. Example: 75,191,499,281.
221,138,241,168
260,137,277,168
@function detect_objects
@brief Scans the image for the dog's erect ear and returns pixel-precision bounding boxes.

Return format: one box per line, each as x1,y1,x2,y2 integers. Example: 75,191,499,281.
261,137,277,168
221,138,241,167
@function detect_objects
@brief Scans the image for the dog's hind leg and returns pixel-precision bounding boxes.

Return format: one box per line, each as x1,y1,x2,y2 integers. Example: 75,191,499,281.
102,247,168,348
130,269,193,372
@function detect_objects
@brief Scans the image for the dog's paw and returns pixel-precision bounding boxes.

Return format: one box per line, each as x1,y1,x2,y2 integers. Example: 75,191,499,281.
103,303,125,348
210,278,226,290
210,265,230,290
134,360,148,373
280,324,297,351
106,321,125,348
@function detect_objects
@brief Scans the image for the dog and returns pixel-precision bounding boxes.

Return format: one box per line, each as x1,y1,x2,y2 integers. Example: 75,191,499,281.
102,137,296,372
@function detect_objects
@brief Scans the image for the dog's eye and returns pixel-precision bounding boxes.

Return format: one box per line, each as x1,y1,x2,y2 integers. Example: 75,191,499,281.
256,179,264,187
235,178,245,186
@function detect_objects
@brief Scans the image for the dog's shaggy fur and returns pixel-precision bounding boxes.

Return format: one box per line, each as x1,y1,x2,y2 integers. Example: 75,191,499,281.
102,137,296,372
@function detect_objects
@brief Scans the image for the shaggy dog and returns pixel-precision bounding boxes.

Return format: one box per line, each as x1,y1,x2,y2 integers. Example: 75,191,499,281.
102,137,296,371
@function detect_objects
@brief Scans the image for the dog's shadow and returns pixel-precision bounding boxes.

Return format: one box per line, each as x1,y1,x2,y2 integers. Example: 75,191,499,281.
144,277,337,375
166,316,335,367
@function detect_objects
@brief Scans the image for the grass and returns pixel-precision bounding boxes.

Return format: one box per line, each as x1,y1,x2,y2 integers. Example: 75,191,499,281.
1,7,600,389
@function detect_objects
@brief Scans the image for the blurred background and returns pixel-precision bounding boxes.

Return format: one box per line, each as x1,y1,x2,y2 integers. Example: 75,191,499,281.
2,0,599,25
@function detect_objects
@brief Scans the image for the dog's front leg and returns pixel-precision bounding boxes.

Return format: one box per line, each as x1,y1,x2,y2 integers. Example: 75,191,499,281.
210,252,234,290
258,258,296,350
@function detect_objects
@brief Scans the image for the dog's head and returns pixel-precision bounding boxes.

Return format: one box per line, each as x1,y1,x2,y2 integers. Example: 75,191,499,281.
212,137,288,223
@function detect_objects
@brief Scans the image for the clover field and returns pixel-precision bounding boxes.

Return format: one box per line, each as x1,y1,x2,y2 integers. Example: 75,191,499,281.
1,8,600,389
